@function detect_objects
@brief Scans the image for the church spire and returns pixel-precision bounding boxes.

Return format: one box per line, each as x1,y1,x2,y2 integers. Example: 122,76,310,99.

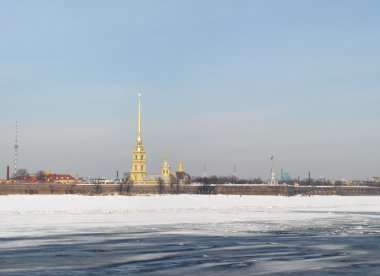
161,154,170,179
137,92,142,144
178,161,184,172
130,92,147,183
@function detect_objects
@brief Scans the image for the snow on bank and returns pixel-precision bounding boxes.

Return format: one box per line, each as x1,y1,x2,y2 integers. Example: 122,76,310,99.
0,194,379,213
0,195,379,237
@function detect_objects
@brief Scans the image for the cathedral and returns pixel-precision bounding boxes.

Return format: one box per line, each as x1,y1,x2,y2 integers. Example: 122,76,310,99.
130,93,190,184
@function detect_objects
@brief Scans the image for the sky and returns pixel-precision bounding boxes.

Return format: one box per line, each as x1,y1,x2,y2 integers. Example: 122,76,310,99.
0,0,379,180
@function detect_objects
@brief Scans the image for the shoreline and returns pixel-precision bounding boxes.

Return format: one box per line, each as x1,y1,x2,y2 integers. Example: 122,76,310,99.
1,183,380,196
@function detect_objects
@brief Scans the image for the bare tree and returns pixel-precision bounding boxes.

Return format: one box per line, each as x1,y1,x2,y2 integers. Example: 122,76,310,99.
118,182,125,195
170,175,179,194
126,179,134,195
156,177,165,195
13,169,29,179
94,183,103,195
36,171,46,182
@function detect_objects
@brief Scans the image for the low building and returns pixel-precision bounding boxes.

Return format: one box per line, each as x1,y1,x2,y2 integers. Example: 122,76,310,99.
131,156,190,185
9,171,76,184
36,171,76,184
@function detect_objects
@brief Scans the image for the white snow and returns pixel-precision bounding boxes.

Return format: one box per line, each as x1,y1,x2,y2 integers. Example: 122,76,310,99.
1,195,379,275
0,195,379,238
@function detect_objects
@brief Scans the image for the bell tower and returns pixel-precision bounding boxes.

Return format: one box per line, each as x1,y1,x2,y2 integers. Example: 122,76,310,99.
130,93,146,183
161,155,170,179
177,161,184,172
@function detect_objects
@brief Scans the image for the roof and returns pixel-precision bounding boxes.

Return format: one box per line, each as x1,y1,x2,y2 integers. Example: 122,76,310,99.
176,171,190,180
144,175,161,181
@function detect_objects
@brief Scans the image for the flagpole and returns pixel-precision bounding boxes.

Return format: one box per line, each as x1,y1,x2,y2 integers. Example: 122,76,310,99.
271,155,274,173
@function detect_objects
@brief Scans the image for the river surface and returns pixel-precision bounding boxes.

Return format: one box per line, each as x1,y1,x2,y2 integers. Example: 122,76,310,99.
0,195,379,275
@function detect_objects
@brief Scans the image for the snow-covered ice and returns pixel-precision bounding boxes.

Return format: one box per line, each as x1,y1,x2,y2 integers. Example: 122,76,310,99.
0,195,379,275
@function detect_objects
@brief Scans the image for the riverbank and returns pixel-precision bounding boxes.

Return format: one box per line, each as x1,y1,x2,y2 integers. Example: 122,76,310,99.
1,183,380,196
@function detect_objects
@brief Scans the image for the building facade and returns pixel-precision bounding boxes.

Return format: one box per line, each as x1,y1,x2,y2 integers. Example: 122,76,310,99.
130,93,147,183
129,93,190,184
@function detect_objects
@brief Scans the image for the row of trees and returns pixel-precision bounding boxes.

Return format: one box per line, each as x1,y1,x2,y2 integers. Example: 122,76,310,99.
283,179,380,187
116,180,134,195
11,169,378,188
192,175,264,185
116,175,182,195
12,169,29,179
191,176,379,187
156,175,181,194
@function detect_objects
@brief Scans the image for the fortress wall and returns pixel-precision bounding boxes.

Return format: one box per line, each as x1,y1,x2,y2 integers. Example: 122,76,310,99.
0,183,380,196
213,185,289,195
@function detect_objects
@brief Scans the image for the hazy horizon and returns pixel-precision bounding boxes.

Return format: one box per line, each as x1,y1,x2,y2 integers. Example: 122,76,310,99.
1,0,379,180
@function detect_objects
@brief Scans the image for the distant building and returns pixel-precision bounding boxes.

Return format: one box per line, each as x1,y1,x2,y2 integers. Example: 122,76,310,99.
129,93,190,184
269,170,278,185
10,171,76,184
281,171,291,181
161,155,171,181
90,178,112,184
341,178,353,185
130,93,146,183
44,173,76,184
268,156,278,185
176,161,191,185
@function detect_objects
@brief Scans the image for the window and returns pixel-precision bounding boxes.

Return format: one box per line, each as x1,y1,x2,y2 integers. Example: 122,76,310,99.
141,155,143,160
135,155,137,160
141,165,144,170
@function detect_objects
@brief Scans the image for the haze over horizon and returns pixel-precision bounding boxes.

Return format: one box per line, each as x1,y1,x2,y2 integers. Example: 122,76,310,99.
0,0,379,180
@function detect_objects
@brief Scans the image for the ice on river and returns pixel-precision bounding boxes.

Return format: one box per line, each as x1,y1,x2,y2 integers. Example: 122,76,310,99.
0,195,379,275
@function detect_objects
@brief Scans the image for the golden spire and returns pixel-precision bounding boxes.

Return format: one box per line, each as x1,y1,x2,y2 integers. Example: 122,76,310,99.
137,92,142,144
178,161,184,172
130,92,146,183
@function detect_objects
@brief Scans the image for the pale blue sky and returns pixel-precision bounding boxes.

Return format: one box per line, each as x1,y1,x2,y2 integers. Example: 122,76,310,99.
0,0,379,179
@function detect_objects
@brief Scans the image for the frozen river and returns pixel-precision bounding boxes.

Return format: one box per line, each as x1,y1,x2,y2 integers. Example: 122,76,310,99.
0,195,379,275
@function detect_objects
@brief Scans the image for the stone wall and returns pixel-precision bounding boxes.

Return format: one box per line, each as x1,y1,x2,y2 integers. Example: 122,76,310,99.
1,183,380,196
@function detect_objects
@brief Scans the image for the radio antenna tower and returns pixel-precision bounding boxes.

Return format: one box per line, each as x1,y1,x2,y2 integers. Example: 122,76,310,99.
14,121,19,176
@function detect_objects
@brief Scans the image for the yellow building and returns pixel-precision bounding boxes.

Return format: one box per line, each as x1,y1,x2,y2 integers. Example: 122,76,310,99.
176,161,191,185
178,161,184,173
130,93,190,184
161,155,171,179
130,93,147,183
